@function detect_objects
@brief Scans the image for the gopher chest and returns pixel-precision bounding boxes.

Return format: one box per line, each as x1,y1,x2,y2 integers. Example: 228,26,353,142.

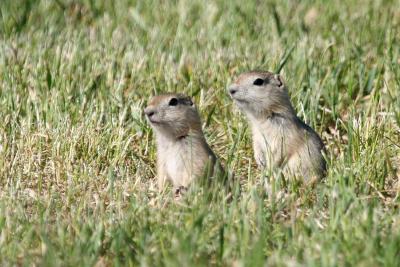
162,140,206,187
252,123,287,168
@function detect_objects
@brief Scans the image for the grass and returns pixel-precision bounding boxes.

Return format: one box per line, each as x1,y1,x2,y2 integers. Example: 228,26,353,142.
0,0,399,266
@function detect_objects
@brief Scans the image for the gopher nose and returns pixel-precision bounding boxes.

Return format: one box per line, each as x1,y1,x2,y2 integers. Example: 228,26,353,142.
228,85,238,95
144,108,155,118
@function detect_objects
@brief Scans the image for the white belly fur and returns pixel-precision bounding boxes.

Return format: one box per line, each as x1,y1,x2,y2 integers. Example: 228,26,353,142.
159,137,208,188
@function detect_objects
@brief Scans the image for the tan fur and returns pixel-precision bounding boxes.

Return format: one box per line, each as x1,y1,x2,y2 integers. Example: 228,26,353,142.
144,93,221,191
228,71,326,181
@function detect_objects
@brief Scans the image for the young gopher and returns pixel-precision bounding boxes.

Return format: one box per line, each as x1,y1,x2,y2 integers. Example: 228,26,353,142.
144,93,221,193
228,71,326,181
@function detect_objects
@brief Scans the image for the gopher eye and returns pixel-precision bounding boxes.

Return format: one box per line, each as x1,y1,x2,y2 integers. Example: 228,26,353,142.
253,78,264,86
169,98,178,106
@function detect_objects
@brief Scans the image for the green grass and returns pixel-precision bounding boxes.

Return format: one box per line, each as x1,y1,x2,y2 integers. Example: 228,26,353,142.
0,0,399,266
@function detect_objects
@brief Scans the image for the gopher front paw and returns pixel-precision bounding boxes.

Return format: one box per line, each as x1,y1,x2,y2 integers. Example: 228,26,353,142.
174,186,188,198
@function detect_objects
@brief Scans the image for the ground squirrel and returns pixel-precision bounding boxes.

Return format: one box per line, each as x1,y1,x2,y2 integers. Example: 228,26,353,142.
228,71,326,181
144,93,221,193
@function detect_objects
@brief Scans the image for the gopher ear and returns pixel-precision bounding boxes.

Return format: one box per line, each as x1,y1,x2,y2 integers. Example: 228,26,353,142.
183,97,194,106
274,74,285,88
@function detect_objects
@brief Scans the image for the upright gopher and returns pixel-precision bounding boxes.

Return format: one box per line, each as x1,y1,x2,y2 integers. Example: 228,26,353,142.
228,71,326,181
144,93,222,193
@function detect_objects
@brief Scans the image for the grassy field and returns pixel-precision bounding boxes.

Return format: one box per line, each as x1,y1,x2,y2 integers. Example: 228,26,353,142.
0,0,400,266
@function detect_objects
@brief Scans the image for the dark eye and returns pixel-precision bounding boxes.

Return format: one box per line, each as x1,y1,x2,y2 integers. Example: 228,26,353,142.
169,98,178,106
253,78,264,86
